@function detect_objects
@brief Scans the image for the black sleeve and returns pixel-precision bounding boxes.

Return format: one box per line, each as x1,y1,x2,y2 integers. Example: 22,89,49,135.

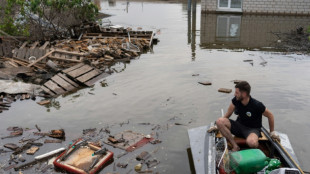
232,97,237,106
258,102,266,114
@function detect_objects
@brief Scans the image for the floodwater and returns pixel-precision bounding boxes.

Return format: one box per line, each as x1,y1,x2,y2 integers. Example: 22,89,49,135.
1,0,310,173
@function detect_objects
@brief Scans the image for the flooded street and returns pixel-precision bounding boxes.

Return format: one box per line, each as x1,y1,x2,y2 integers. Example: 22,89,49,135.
1,0,310,173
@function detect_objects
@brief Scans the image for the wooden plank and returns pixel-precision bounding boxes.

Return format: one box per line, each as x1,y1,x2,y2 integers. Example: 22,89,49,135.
54,49,87,56
40,41,49,49
29,48,35,57
25,48,31,60
76,69,101,83
57,73,79,88
17,48,27,59
44,80,66,95
218,88,232,93
41,85,56,96
67,64,93,78
48,56,82,63
26,146,39,155
33,48,40,58
27,50,54,67
62,63,85,73
20,41,28,49
12,48,18,58
30,41,39,49
84,73,109,86
0,45,3,56
4,43,12,57
37,49,45,59
51,75,75,91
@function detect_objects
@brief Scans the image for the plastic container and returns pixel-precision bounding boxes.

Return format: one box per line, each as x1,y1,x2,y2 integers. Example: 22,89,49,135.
230,149,269,174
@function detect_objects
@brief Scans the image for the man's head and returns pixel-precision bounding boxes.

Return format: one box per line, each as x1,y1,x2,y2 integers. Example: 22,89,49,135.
234,81,251,101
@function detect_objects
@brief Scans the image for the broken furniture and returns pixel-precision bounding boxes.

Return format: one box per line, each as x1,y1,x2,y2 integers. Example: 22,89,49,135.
54,139,113,174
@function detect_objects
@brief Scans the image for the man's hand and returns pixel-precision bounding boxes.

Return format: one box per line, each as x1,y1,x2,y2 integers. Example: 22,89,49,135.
207,125,218,133
270,131,280,142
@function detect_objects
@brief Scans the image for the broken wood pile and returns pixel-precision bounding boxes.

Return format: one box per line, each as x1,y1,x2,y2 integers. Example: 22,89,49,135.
0,24,158,109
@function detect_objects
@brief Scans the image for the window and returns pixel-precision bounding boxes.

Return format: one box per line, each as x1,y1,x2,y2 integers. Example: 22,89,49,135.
218,0,242,9
216,16,241,42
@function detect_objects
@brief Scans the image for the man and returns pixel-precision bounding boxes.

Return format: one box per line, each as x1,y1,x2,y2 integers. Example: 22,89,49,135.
212,81,280,151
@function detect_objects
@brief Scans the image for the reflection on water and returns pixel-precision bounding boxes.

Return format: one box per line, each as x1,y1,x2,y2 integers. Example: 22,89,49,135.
200,14,310,49
187,0,197,60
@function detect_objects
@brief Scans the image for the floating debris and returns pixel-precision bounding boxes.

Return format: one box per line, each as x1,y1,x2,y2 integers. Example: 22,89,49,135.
146,159,160,168
218,88,232,93
136,151,151,161
26,146,40,155
198,81,212,86
232,80,243,84
4,143,19,151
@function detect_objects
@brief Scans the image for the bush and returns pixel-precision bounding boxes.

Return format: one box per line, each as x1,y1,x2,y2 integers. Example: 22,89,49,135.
0,0,99,39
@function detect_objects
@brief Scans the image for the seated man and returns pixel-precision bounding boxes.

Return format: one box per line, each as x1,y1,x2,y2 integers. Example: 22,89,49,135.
215,81,279,151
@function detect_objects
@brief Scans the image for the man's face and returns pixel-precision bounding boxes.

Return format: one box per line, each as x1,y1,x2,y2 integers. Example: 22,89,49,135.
234,88,245,101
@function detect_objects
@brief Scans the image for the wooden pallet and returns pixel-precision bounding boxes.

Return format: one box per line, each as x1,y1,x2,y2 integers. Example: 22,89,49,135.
41,63,108,96
63,63,108,86
47,50,85,63
41,73,80,96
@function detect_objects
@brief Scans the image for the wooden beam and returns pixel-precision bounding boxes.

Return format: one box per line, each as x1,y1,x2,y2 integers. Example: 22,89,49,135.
27,50,54,67
54,49,88,56
47,55,83,63
30,41,39,49
40,41,49,49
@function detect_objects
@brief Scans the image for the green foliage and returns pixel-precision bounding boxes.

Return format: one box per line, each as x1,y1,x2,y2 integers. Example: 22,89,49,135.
0,0,99,37
0,0,28,36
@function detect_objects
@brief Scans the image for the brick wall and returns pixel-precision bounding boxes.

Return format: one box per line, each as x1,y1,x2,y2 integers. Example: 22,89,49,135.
201,0,217,12
202,0,310,15
200,14,310,48
243,0,310,15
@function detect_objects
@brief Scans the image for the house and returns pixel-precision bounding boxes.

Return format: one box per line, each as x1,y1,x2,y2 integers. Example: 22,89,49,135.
201,0,310,15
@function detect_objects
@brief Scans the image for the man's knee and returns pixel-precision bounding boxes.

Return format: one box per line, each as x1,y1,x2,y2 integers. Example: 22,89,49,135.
246,137,259,148
216,118,229,127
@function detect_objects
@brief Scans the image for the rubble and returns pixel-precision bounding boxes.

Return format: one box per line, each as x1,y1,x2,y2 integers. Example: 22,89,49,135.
0,23,158,113
0,114,179,173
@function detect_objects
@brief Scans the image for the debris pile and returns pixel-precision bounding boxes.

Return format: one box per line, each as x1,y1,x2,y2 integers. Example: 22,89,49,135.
272,26,310,53
0,24,158,113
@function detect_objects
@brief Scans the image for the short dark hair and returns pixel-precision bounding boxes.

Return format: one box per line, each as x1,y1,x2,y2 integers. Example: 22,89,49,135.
235,81,251,95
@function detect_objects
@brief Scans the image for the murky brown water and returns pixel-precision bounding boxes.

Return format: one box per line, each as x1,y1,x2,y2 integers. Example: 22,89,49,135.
1,0,310,173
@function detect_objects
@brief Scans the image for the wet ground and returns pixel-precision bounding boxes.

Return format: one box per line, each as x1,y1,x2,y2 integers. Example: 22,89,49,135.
1,0,310,173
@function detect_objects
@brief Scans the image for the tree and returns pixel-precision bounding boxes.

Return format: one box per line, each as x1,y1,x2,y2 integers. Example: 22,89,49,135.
0,0,99,40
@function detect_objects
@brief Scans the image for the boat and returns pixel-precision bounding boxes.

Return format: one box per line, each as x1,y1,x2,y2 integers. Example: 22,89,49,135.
188,122,304,174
